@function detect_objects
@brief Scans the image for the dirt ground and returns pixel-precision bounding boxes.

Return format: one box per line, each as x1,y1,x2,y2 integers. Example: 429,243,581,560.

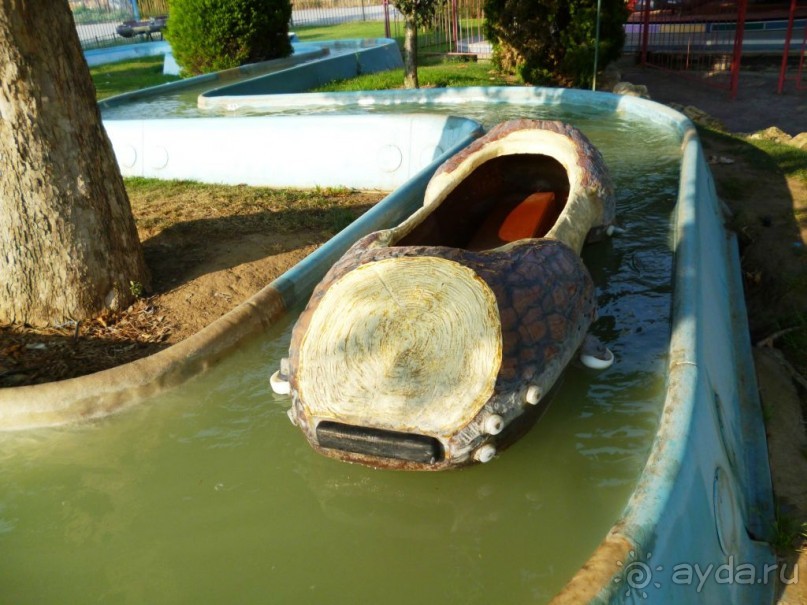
0,185,382,386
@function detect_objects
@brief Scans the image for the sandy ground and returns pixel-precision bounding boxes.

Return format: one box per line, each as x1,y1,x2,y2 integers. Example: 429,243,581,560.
618,60,807,135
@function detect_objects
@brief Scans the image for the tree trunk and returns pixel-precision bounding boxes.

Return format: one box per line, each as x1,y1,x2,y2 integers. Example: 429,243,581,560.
403,17,419,89
0,0,150,326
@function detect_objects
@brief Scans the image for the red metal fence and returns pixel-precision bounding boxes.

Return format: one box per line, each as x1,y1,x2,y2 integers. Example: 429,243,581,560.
626,0,807,97
777,0,807,93
73,0,490,57
392,0,491,58
625,0,749,97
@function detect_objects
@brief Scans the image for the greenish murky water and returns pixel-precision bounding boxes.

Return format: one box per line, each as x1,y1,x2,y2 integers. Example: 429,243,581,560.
1,99,680,603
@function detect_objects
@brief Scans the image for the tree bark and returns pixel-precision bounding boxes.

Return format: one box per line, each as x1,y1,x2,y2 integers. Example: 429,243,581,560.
403,17,419,89
0,0,150,326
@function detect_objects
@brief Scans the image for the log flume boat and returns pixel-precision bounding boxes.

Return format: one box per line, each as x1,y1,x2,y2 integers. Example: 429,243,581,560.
271,119,617,470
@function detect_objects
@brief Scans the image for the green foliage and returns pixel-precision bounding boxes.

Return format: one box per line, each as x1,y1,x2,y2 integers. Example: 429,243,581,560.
166,0,293,76
391,0,447,27
137,0,171,18
770,509,807,554
71,6,130,24
129,281,145,298
483,0,629,87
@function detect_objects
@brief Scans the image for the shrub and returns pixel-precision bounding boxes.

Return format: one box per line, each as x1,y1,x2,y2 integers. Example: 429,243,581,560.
483,0,629,88
166,0,293,76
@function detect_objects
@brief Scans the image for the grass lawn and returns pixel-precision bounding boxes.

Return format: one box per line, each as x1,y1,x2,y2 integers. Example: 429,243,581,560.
293,21,392,42
91,55,180,100
314,55,517,91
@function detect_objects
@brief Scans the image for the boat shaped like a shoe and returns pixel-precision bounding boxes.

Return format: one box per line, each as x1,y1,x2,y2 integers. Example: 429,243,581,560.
271,119,616,470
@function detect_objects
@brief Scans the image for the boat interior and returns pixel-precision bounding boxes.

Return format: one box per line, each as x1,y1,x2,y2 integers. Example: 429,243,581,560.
396,154,570,251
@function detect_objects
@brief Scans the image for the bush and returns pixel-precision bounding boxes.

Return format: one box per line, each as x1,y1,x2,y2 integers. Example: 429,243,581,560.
483,0,628,88
166,0,292,76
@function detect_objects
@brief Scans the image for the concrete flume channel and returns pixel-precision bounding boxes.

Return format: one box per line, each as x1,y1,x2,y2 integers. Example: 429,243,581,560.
0,40,777,603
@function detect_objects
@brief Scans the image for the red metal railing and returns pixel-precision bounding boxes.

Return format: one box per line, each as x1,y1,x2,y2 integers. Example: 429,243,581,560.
628,0,749,98
390,0,491,58
778,0,807,93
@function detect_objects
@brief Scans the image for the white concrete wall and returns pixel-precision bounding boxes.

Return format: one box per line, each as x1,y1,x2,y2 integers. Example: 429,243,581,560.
104,114,482,190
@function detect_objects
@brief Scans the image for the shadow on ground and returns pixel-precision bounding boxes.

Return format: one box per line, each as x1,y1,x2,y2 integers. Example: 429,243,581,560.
142,203,375,291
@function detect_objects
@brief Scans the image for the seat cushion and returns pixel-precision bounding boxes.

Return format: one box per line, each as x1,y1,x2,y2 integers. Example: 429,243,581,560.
468,191,559,250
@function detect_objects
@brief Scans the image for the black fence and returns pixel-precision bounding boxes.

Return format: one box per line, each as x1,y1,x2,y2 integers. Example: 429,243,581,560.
71,0,168,49
72,0,488,58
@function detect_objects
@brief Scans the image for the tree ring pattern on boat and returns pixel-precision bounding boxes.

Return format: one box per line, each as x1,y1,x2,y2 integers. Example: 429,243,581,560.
295,255,502,437
284,119,609,469
287,234,596,468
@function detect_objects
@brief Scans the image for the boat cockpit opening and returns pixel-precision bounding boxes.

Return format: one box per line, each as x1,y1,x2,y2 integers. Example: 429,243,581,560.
395,154,570,251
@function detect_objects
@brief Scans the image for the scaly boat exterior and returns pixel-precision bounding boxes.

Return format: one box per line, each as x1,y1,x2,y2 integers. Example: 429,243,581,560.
273,119,616,470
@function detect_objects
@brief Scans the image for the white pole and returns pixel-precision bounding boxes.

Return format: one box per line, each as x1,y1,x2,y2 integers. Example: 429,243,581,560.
592,0,602,90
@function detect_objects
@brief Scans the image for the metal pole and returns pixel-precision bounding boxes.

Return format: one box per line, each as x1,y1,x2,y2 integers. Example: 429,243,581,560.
778,0,797,94
729,0,747,99
384,0,391,39
452,0,459,53
641,0,651,66
592,0,602,90
130,0,140,21
797,20,806,90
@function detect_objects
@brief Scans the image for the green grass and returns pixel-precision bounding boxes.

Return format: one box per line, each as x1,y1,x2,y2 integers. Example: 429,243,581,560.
293,21,392,42
698,126,807,186
746,139,807,183
89,20,509,100
770,509,807,554
123,178,381,238
314,56,517,92
90,56,179,100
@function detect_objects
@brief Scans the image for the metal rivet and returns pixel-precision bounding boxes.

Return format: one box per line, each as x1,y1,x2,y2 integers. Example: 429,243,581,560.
474,444,496,463
525,385,542,405
484,414,504,435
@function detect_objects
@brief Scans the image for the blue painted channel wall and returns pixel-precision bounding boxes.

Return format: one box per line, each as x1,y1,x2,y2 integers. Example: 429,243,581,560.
562,125,778,604
200,38,403,100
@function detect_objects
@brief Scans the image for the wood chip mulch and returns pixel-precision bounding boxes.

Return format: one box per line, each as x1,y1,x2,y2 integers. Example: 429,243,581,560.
0,298,175,387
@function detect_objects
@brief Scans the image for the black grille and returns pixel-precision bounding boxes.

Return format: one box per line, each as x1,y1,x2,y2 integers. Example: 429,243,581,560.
316,421,444,464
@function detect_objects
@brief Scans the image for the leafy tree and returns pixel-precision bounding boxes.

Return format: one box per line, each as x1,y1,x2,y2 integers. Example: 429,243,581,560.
0,0,149,326
167,0,293,76
484,0,629,87
392,0,447,88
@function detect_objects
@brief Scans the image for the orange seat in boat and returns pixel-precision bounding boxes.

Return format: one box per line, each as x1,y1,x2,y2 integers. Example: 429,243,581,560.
468,192,559,250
